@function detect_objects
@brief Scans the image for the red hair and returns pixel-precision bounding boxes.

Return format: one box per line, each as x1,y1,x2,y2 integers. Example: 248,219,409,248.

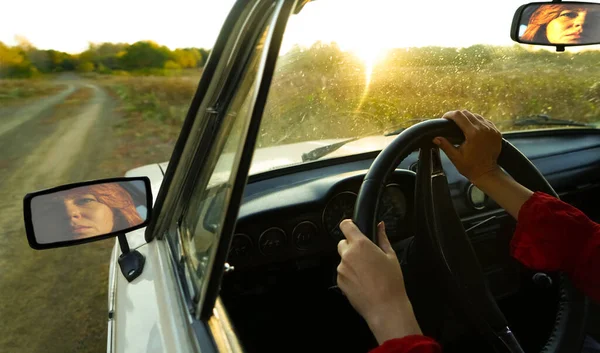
521,4,588,42
58,183,143,230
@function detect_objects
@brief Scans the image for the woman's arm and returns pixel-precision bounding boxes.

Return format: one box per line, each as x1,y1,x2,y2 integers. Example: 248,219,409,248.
435,110,600,303
337,220,442,353
469,169,533,220
368,335,442,353
510,191,600,302
433,110,533,220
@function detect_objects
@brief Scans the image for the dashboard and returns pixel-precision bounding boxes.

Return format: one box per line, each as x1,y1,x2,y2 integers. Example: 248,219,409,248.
225,129,600,298
228,170,416,268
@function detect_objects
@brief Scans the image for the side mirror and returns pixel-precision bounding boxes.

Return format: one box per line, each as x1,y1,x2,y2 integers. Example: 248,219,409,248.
23,177,152,250
511,1,600,48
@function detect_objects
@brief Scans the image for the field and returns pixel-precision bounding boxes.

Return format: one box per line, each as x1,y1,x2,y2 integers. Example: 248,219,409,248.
2,46,600,353
91,47,600,154
259,46,600,147
0,78,67,104
95,72,203,171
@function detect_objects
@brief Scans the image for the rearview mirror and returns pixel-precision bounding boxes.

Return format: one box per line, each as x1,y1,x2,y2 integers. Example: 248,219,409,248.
511,1,600,47
23,177,152,250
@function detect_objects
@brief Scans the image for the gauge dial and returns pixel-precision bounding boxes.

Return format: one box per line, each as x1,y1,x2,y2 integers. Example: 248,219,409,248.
229,234,253,260
468,184,487,209
322,191,357,241
377,184,407,240
259,227,286,256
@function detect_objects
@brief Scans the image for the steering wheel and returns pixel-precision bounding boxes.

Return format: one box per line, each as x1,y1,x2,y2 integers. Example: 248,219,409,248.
352,119,588,353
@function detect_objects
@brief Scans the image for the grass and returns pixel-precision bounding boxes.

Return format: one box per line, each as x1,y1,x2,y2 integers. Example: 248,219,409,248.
92,51,600,168
42,87,95,124
258,56,600,147
94,73,202,172
0,78,66,103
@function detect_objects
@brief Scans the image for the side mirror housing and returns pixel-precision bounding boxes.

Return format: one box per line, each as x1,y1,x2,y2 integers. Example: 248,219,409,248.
23,177,152,250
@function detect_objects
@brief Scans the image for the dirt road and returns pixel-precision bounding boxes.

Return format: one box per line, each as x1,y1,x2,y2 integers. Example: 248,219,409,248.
0,74,122,353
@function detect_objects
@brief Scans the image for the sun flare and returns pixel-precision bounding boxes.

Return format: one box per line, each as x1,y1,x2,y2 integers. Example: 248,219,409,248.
350,45,388,110
351,46,387,87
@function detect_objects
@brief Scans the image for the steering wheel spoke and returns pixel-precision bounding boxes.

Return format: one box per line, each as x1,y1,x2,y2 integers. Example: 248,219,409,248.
416,145,527,352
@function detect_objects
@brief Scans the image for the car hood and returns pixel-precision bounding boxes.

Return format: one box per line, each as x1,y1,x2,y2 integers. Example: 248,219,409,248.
127,135,396,198
164,135,393,175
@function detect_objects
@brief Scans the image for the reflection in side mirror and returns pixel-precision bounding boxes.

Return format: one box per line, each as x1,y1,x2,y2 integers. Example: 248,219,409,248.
511,1,600,47
23,177,152,250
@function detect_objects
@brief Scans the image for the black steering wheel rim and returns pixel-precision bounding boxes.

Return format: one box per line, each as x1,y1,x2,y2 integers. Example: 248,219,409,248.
352,118,588,353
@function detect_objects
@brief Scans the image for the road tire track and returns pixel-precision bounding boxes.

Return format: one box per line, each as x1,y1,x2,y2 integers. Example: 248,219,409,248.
0,77,120,353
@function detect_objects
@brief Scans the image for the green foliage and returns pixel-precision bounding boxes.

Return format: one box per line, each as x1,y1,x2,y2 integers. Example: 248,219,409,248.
0,42,35,78
120,41,171,70
0,38,211,77
258,43,600,147
171,48,201,68
104,75,199,123
0,79,66,100
198,48,210,66
77,61,95,72
164,60,182,70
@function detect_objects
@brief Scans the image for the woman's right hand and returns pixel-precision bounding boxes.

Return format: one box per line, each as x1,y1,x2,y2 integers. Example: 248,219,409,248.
432,110,503,185
433,110,534,220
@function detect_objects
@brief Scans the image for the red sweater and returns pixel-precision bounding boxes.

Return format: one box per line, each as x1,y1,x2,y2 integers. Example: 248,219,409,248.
370,192,600,353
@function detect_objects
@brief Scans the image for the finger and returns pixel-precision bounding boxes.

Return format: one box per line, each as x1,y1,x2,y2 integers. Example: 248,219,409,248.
337,239,349,256
461,110,482,127
433,137,460,162
335,274,348,296
476,114,500,132
442,110,476,135
376,222,394,254
336,262,356,280
339,219,365,242
473,113,491,127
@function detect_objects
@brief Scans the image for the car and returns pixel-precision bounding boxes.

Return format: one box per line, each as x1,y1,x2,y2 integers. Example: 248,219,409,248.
22,0,600,352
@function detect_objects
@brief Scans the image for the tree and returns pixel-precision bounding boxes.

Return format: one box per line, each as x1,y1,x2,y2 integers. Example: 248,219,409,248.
120,41,171,70
77,61,95,72
164,60,182,70
0,41,36,78
198,48,210,66
171,48,200,69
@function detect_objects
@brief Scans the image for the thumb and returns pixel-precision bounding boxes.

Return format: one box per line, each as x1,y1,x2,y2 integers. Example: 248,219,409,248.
433,137,460,162
377,222,394,254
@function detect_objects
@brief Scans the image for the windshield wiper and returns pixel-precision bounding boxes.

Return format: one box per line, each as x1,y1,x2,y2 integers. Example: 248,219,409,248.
301,127,411,163
301,118,437,163
511,114,595,128
301,137,358,162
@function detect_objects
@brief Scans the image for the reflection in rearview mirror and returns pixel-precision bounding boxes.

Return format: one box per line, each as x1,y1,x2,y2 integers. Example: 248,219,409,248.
512,2,600,46
24,177,152,249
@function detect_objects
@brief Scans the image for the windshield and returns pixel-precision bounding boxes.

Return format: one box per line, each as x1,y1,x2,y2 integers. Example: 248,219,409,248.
252,0,600,174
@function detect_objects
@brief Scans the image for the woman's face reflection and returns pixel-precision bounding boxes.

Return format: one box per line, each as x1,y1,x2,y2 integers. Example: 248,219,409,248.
64,194,114,238
546,9,588,44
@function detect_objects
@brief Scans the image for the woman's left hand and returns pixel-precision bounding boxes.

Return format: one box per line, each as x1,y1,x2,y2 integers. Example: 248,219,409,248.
337,220,422,344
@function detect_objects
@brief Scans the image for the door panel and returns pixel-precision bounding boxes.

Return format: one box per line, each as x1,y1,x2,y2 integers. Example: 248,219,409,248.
110,232,201,353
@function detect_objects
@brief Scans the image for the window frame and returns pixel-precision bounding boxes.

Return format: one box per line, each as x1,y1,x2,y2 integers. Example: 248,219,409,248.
142,0,298,323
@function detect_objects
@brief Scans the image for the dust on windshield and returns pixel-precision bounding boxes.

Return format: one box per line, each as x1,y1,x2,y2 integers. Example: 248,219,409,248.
256,0,600,171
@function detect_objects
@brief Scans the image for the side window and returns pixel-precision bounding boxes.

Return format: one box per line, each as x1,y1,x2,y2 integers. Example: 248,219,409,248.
178,19,271,306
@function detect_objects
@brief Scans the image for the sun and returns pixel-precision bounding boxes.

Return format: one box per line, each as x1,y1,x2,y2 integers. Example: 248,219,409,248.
353,46,387,86
349,45,388,110
349,41,387,88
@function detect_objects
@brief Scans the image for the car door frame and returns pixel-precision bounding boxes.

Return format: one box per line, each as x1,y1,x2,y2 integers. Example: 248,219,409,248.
137,0,298,350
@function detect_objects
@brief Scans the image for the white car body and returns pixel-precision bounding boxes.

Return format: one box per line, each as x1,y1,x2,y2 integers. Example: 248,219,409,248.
107,137,393,352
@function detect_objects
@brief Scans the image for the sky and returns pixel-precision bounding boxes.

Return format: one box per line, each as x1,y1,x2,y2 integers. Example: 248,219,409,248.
1,0,236,53
0,0,577,54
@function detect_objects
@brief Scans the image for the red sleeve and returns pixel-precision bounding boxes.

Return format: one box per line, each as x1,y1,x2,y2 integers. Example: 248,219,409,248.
511,191,600,302
369,335,442,353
